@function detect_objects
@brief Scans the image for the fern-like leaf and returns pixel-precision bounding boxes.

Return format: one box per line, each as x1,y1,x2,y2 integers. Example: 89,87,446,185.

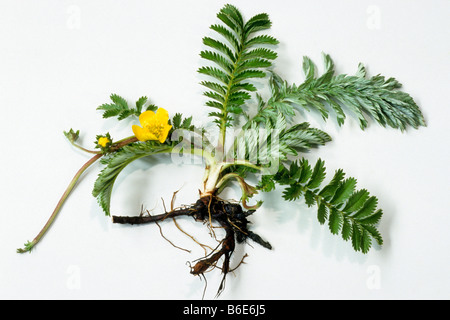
97,94,157,121
92,143,173,216
199,4,279,131
260,158,384,253
245,53,425,131
288,54,425,130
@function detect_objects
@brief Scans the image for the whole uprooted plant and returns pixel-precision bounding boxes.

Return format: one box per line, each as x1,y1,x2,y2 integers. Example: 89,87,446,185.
18,4,425,297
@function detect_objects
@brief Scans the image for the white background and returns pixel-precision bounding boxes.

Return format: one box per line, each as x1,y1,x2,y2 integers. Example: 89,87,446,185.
1,0,449,300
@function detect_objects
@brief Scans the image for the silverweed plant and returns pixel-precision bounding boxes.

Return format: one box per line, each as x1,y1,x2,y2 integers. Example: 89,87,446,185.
18,4,425,297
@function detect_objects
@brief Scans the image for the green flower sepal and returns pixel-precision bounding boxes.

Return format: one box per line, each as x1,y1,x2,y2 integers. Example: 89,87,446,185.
63,128,80,143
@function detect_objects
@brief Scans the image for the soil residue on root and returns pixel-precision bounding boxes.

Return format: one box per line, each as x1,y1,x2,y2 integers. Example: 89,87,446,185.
112,194,272,297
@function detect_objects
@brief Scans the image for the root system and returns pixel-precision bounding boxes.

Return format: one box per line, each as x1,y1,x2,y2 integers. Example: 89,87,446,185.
112,194,272,297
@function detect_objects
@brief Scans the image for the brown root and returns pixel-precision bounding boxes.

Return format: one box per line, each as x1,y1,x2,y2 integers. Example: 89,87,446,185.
111,194,272,297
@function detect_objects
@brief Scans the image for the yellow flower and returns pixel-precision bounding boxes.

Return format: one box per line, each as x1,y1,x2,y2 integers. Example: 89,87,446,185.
132,108,172,143
98,136,110,148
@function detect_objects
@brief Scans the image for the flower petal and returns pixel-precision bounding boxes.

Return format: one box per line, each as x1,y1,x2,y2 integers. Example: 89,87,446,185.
133,125,157,142
139,110,155,126
155,108,170,123
158,124,172,143
98,137,110,147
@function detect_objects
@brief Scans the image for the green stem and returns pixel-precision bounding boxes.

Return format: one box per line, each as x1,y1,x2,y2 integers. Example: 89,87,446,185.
69,135,137,155
17,136,214,253
16,136,139,253
69,141,101,154
217,34,247,160
190,147,215,167
112,135,137,147
215,172,240,190
17,153,103,253
220,160,262,172
215,172,262,210
202,163,224,196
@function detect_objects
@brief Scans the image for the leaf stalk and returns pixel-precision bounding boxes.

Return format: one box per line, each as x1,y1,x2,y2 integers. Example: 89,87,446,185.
17,153,102,253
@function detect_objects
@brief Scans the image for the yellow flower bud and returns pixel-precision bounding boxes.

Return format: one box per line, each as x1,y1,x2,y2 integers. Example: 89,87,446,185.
98,136,110,148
